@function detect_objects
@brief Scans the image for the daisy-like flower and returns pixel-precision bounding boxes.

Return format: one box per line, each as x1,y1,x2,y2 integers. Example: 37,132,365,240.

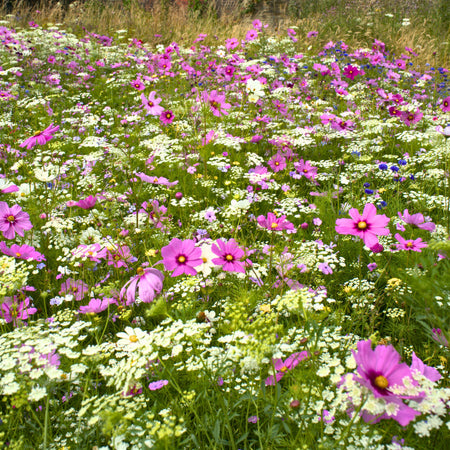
440,96,450,112
0,242,45,262
398,209,435,231
211,238,245,273
292,159,318,180
0,202,33,239
267,153,286,172
19,123,59,149
335,203,390,248
130,78,145,90
401,109,423,126
161,238,203,277
120,267,164,305
394,233,427,252
265,351,309,385
202,90,231,117
343,65,363,80
257,212,295,232
141,91,164,116
106,245,135,268
116,326,148,351
246,79,264,102
160,110,174,125
196,242,217,277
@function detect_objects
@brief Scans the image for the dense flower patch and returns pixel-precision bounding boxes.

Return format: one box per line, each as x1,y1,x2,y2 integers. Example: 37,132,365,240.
0,16,449,449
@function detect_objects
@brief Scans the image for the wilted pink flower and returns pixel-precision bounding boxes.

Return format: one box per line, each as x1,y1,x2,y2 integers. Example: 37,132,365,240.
394,233,427,252
20,123,59,149
141,91,164,116
211,239,246,273
432,328,448,347
120,267,164,305
398,209,435,231
335,203,390,248
161,238,203,277
0,202,33,239
265,351,309,385
0,242,45,262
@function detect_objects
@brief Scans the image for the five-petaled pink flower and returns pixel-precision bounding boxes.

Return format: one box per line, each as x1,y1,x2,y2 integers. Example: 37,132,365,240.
1,297,37,325
79,297,117,314
335,203,390,248
161,238,203,277
211,239,246,273
268,153,286,172
20,123,59,149
292,159,318,180
120,267,164,305
0,202,33,239
160,110,174,125
141,91,164,116
257,212,295,232
75,195,97,210
441,96,450,112
394,233,427,252
0,242,45,261
265,351,309,385
398,209,435,231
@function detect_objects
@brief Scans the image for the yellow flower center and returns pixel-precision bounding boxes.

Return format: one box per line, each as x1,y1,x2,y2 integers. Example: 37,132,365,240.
137,267,144,276
374,375,389,389
271,222,279,229
202,257,208,263
357,221,367,230
406,242,413,248
7,215,15,223
178,255,186,263
225,254,234,261
129,335,138,343
280,366,288,373
15,252,21,257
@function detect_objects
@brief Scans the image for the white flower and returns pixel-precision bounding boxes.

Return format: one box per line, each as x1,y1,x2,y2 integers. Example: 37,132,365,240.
28,386,47,402
246,79,265,101
116,327,148,351
196,243,217,277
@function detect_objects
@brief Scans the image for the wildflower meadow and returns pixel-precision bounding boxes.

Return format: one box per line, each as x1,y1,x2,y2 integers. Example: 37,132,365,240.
0,2,450,449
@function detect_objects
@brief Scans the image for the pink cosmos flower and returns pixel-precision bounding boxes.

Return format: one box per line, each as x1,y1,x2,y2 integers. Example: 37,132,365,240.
343,65,363,80
401,109,423,126
292,159,318,180
398,209,435,231
79,297,117,314
20,123,59,149
441,96,450,112
72,243,107,263
130,78,145,90
211,238,245,273
120,267,164,305
75,195,97,210
0,242,45,262
257,212,294,232
0,202,33,239
265,351,309,385
149,379,168,391
1,297,37,325
410,352,441,382
394,233,427,252
136,172,178,187
245,29,258,41
225,37,239,51
350,339,421,426
268,153,286,172
141,91,164,116
106,245,135,268
201,90,231,117
0,181,19,194
59,278,89,301
161,238,203,277
160,110,174,125
335,203,390,248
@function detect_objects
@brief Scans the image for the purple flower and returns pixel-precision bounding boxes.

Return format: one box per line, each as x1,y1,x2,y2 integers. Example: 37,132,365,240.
247,415,259,423
257,212,294,232
120,267,164,305
161,238,203,277
0,202,33,239
79,297,117,314
398,209,435,232
1,297,37,325
160,110,174,125
149,379,168,391
59,278,88,301
394,233,427,252
19,123,59,149
211,239,246,273
432,328,448,347
141,91,164,116
0,242,45,262
265,351,309,385
75,195,97,210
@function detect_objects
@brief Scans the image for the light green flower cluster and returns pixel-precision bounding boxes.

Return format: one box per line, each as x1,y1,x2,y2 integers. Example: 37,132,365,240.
0,256,30,297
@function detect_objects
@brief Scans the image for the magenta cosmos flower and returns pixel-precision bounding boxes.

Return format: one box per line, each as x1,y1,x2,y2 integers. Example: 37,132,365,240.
120,267,164,305
202,90,231,117
257,212,295,232
79,297,117,314
1,297,37,325
20,123,59,149
0,202,33,239
398,209,435,231
211,238,246,273
160,110,174,125
0,242,45,262
441,96,450,112
335,203,390,248
401,109,423,126
141,91,164,116
265,351,309,385
75,195,97,210
268,153,286,172
292,159,318,180
351,339,421,426
394,233,427,252
161,238,203,276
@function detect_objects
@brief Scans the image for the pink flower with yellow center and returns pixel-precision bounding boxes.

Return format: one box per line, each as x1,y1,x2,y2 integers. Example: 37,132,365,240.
0,202,33,240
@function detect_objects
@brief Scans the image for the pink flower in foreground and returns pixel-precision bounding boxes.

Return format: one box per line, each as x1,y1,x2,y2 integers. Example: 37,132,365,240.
410,352,441,382
0,242,45,262
1,297,37,325
350,339,421,426
257,212,294,232
292,159,318,180
79,297,117,314
441,96,450,112
398,209,435,231
130,78,145,90
335,203,390,248
161,238,202,277
211,239,245,273
20,123,59,149
394,233,427,252
0,202,33,239
267,153,286,172
265,351,309,385
120,267,164,305
141,91,164,116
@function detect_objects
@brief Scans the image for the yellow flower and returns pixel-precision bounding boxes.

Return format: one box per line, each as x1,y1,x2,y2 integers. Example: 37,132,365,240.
260,304,271,314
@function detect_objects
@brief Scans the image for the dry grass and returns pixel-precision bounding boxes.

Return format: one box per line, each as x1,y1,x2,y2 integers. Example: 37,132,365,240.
4,0,449,69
